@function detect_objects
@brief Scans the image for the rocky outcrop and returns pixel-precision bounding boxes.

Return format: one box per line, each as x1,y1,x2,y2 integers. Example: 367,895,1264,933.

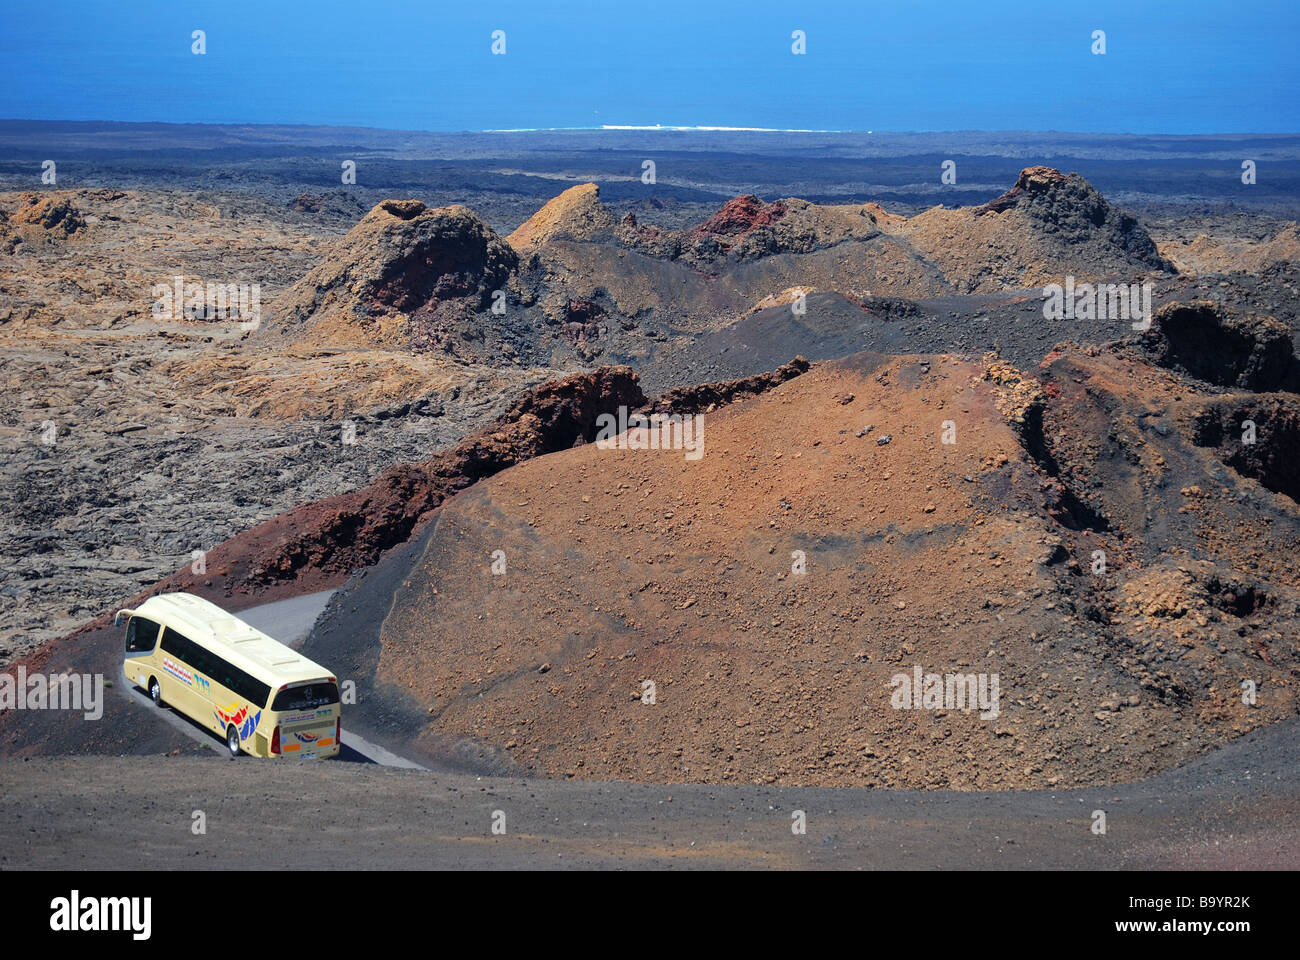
692,194,787,241
895,166,1173,293
978,166,1167,267
289,193,328,213
626,194,882,264
13,195,86,236
4,194,87,249
270,199,518,346
286,192,367,218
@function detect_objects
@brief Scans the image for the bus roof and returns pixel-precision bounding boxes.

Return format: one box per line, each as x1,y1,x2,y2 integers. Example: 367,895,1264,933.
119,592,334,688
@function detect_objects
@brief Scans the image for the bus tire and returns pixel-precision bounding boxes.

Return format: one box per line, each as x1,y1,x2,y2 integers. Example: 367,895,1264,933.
149,677,162,707
226,725,241,759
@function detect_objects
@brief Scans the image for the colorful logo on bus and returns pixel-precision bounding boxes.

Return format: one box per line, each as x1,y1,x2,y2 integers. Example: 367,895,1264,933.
294,731,319,743
163,658,193,687
214,701,261,740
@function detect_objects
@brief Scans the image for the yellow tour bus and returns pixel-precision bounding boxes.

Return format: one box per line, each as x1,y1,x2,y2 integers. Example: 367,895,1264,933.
116,591,341,759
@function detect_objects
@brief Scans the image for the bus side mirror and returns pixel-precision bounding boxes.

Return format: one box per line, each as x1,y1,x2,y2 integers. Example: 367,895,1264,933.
114,611,124,627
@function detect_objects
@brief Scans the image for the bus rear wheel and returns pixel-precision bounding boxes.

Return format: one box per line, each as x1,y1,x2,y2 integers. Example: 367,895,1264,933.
149,677,162,707
226,725,241,759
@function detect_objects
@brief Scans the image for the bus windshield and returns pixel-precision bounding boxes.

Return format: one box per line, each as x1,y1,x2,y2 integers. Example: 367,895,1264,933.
271,681,339,712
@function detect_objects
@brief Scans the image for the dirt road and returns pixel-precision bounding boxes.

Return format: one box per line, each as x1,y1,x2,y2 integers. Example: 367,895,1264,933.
2,714,1296,870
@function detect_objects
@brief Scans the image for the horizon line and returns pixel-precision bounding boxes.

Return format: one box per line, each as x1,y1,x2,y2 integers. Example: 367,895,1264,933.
0,117,1295,139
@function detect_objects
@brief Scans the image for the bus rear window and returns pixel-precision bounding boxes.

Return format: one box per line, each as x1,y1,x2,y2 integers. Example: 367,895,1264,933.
271,682,339,712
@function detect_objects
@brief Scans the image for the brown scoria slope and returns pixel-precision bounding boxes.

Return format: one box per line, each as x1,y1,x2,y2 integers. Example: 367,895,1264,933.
1023,343,1300,723
371,345,1298,789
888,166,1173,294
506,182,618,250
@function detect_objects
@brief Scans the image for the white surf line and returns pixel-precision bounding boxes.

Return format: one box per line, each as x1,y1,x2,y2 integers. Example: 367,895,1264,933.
479,125,847,132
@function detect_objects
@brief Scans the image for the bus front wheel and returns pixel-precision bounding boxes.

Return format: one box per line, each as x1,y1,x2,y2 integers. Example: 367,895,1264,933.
226,725,241,759
149,677,162,707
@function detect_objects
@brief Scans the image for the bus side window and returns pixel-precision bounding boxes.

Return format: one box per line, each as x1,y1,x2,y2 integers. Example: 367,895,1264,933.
160,627,190,660
126,616,161,654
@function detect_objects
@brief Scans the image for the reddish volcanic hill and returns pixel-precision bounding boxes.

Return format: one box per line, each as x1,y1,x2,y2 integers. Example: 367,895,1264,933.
620,193,890,266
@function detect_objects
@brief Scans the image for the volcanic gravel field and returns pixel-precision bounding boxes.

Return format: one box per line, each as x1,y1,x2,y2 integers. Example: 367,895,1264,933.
2,129,1298,867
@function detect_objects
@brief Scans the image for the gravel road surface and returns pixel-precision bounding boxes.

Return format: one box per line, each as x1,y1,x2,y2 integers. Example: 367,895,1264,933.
2,715,1295,870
